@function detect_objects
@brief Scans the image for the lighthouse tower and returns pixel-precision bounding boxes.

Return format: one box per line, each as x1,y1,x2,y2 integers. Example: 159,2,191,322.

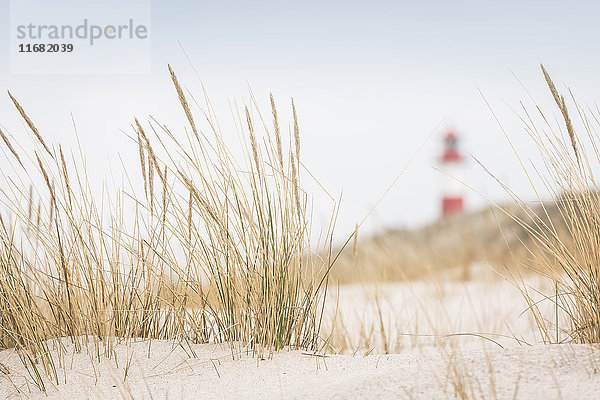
439,131,465,218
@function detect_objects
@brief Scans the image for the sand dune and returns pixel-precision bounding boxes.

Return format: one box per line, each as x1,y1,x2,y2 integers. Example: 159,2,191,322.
1,339,599,399
1,277,586,399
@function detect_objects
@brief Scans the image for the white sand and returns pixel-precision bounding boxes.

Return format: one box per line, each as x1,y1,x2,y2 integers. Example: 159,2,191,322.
1,277,595,399
323,275,557,353
1,339,599,399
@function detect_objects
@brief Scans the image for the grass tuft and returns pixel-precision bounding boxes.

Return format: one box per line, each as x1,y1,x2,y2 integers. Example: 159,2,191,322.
0,66,335,391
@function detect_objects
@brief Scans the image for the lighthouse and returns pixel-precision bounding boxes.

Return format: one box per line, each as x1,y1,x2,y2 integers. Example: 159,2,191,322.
439,131,465,218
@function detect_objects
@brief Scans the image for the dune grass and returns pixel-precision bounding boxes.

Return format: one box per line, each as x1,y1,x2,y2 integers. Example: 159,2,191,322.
483,65,600,345
0,66,336,391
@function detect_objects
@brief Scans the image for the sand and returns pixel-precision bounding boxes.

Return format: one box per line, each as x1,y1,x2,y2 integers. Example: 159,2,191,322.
1,277,596,399
1,339,599,399
323,274,557,353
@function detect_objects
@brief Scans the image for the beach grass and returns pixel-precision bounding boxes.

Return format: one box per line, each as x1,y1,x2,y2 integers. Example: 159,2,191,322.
0,66,337,391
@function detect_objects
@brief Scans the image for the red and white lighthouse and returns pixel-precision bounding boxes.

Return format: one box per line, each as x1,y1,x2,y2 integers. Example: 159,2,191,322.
439,131,465,218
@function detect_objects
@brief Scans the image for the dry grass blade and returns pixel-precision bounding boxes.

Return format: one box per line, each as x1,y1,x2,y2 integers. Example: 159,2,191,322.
0,127,23,168
59,145,72,207
136,118,165,185
292,99,300,164
168,65,200,142
270,93,284,168
7,91,52,157
136,124,148,198
35,151,55,206
541,64,580,166
245,106,261,173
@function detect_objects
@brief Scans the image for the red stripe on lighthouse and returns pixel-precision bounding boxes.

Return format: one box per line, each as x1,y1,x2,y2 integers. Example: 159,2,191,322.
442,196,463,217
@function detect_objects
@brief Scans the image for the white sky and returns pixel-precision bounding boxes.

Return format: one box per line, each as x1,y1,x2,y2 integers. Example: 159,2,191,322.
0,0,599,241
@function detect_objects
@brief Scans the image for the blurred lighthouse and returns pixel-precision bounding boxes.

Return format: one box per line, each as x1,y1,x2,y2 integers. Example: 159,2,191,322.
439,131,465,217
